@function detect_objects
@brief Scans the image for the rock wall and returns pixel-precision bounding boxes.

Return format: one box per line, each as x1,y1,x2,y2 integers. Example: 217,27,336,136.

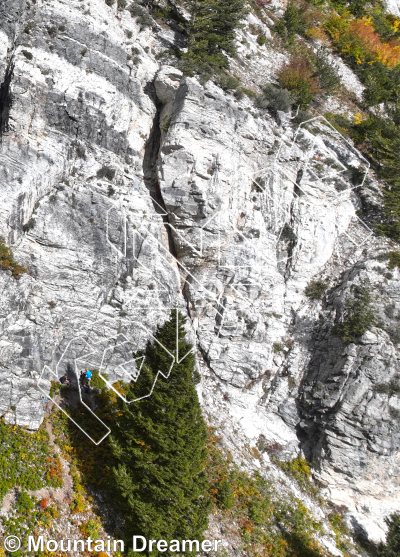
0,0,399,542
385,0,400,16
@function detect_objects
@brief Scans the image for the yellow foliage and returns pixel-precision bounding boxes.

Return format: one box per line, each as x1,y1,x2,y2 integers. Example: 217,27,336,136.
327,15,400,67
0,238,27,279
393,19,400,32
353,113,363,124
306,26,329,42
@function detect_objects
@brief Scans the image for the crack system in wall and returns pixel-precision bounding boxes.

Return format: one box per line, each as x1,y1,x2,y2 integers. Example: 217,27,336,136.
143,83,178,260
0,60,14,138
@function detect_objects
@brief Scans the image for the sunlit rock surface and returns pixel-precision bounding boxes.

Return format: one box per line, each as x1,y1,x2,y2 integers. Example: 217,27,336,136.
0,0,399,542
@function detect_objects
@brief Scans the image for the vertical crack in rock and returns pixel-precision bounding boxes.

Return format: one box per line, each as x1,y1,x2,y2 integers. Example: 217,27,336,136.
143,83,178,259
281,172,302,280
0,60,14,138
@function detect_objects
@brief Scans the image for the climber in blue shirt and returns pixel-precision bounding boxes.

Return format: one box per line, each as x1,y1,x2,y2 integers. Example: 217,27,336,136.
80,369,93,393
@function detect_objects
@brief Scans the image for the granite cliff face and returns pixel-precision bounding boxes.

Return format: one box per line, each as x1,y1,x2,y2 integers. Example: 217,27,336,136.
1,0,400,543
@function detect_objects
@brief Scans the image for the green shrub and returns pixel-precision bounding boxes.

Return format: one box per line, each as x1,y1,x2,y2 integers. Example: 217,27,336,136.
97,165,116,181
329,511,349,535
279,456,311,483
275,2,308,43
315,48,341,93
293,109,312,125
70,492,86,513
324,111,352,136
216,479,234,510
0,421,63,500
21,50,33,60
375,383,390,395
215,73,241,91
0,238,27,279
372,11,400,42
278,58,319,109
280,223,297,241
80,518,102,539
16,491,34,515
129,4,154,28
331,0,371,16
90,369,107,390
305,280,328,300
256,83,293,114
257,33,267,45
375,379,400,396
160,116,172,132
234,88,244,100
351,112,400,240
241,87,257,98
333,283,376,343
350,165,366,186
363,69,394,106
388,252,400,269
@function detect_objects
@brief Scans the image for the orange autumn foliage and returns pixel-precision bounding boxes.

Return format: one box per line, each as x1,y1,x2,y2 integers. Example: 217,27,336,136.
349,18,400,66
0,238,27,279
326,16,400,66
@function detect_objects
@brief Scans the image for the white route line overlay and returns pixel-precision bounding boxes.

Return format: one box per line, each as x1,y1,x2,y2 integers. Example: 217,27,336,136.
36,311,194,445
253,115,372,249
37,116,373,444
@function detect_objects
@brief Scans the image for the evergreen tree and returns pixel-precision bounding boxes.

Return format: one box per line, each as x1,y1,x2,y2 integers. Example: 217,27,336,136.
182,0,246,73
333,283,376,344
379,513,400,557
284,2,306,40
110,312,211,556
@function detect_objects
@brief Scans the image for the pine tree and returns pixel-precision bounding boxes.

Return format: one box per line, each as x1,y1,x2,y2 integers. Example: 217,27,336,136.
110,312,211,556
182,0,246,73
283,3,306,42
379,513,400,557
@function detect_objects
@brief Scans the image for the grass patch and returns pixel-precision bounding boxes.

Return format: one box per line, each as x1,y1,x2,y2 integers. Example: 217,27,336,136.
207,436,352,557
1,492,61,557
275,456,320,498
0,421,63,557
0,421,62,500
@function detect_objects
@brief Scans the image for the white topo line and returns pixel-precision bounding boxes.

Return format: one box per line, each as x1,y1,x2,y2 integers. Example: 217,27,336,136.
35,310,194,445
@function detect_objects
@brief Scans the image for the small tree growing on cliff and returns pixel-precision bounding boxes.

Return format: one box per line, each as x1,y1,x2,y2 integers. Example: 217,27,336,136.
110,312,211,555
181,0,247,74
379,513,400,557
333,282,376,343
